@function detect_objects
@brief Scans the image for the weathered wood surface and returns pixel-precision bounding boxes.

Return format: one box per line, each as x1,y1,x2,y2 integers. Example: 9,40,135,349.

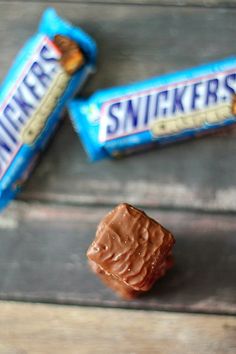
0,3,236,211
0,4,235,352
5,0,236,9
2,4,236,91
0,202,235,314
20,118,236,212
0,301,235,354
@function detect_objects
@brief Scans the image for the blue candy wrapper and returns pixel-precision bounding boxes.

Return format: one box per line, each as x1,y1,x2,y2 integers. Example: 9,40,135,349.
69,57,236,161
0,8,96,209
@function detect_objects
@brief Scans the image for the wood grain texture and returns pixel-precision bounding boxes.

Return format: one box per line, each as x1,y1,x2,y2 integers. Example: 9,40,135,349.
20,118,236,212
0,202,235,314
0,3,235,211
2,3,236,91
0,301,235,354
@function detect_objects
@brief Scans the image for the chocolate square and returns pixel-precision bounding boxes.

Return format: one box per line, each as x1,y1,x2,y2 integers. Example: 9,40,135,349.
87,203,175,294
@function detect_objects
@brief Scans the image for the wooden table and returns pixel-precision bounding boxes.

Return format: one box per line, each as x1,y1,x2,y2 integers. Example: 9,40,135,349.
0,1,236,353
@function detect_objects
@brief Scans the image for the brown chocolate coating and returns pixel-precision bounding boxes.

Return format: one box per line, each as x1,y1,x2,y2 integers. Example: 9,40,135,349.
87,203,175,297
89,260,139,299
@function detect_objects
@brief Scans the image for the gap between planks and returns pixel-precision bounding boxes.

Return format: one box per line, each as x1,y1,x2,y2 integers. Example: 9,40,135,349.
2,200,236,229
4,0,236,10
0,301,235,354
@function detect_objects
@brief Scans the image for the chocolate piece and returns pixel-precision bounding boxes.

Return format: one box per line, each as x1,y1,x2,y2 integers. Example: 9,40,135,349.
87,203,175,298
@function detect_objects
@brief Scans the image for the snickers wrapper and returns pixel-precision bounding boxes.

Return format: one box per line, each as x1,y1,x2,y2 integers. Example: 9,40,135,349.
68,57,236,161
0,8,96,209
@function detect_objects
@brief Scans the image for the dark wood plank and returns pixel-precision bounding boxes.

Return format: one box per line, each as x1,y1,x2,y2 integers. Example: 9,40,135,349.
5,0,236,9
1,3,236,90
20,118,236,212
0,302,235,354
0,202,235,314
1,3,236,211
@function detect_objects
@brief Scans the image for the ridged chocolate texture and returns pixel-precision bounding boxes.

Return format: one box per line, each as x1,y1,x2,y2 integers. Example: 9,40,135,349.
89,259,139,300
87,203,175,294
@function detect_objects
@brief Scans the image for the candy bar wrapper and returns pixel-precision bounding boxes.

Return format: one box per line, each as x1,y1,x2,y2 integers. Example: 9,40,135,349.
69,57,236,161
0,8,96,209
